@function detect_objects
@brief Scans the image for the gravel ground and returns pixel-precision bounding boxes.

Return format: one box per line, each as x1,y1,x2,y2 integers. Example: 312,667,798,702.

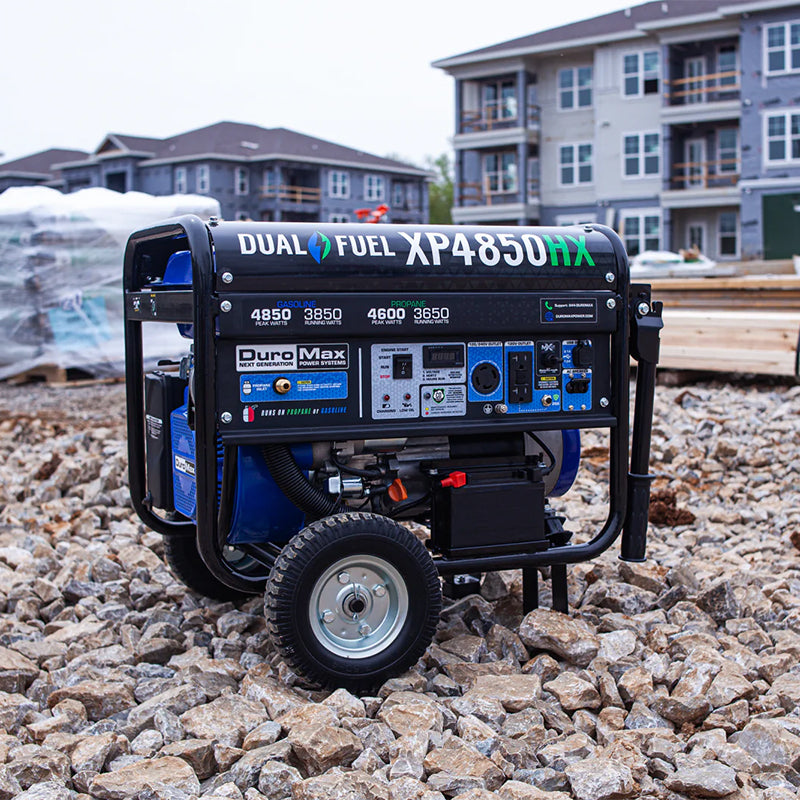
0,377,798,800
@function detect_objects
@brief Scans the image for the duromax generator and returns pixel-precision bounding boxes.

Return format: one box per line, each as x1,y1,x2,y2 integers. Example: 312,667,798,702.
124,217,662,689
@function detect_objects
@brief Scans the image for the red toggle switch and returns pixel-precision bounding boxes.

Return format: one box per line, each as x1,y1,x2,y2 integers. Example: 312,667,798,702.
441,471,467,488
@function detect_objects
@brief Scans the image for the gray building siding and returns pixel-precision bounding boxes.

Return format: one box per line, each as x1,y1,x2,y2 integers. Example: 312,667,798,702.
0,176,40,192
59,157,428,225
438,0,800,262
739,8,800,258
43,123,429,226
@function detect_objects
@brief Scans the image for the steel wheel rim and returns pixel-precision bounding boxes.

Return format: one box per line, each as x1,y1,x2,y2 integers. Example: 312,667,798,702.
309,554,409,659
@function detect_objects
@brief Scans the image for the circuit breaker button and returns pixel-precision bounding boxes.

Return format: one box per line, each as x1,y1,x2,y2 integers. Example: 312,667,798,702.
393,353,413,379
572,342,593,368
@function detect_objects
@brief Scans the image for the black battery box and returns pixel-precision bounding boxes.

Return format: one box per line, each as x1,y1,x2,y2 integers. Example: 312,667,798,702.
144,372,187,512
430,459,546,557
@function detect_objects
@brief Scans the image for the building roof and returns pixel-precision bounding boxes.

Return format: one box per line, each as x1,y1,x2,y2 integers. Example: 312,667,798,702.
97,134,163,155
55,122,428,176
433,0,769,68
0,148,89,178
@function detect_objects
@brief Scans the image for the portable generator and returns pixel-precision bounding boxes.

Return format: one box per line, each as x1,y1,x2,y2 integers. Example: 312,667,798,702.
124,216,662,689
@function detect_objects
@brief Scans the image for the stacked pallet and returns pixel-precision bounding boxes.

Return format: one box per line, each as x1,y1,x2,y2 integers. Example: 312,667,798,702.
0,187,220,381
650,275,800,377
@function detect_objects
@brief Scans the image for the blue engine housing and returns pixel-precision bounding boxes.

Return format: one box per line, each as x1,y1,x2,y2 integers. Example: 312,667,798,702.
552,429,581,497
170,396,310,545
171,394,580,545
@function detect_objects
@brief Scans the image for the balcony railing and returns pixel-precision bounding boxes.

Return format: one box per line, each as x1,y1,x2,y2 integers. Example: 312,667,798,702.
665,70,740,105
261,185,322,203
458,177,540,206
460,104,540,133
670,159,739,189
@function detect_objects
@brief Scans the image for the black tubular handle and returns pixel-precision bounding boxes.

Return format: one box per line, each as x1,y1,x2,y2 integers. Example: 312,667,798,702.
621,294,663,562
124,219,195,540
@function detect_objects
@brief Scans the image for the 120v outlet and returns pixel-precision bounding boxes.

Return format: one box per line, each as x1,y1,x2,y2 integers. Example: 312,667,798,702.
507,351,533,404
471,362,501,394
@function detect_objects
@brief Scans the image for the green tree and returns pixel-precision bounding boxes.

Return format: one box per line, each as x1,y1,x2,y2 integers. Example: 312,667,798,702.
426,153,453,224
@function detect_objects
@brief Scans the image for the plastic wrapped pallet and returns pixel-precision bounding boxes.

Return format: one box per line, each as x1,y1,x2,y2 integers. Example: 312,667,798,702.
0,187,220,380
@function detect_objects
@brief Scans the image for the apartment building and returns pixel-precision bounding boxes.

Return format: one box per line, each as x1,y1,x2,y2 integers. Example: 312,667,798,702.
45,122,430,225
433,0,800,261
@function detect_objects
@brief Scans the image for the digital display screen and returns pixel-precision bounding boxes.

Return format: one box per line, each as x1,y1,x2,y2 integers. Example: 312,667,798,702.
423,345,465,369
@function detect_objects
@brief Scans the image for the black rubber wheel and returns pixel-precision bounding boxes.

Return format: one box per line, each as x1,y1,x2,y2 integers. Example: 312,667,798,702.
163,535,266,602
265,512,442,690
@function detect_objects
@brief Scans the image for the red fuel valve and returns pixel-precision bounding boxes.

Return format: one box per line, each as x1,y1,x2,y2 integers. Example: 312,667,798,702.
441,471,467,489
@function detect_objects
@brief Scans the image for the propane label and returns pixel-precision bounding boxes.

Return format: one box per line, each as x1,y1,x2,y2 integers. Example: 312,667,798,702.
240,372,348,402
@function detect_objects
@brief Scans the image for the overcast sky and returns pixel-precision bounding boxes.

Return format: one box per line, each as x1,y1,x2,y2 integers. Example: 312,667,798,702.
1,0,633,167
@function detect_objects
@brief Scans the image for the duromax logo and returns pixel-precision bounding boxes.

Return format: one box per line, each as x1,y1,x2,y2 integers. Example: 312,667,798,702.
308,232,331,264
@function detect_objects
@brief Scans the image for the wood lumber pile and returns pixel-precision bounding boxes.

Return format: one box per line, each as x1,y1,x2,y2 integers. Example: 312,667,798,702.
649,276,800,376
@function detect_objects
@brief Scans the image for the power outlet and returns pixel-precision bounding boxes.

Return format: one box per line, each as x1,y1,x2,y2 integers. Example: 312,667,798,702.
507,351,533,404
471,362,501,394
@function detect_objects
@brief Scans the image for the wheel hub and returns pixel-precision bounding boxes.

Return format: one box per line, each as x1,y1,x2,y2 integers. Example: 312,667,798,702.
310,555,409,659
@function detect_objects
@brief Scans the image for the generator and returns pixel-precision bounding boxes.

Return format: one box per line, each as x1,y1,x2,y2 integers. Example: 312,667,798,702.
124,216,662,689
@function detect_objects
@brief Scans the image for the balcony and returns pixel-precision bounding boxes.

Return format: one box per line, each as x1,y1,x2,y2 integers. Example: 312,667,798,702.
666,69,740,105
662,70,741,125
456,176,539,212
460,103,540,134
669,159,738,190
261,185,322,204
661,159,740,209
455,105,540,150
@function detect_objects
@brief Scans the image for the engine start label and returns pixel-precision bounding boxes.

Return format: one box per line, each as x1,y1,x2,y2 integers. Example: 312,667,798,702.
236,344,349,372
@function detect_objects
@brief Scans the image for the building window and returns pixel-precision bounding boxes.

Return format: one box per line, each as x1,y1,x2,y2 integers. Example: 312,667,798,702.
765,21,800,74
329,170,350,198
527,157,540,200
263,168,277,195
558,67,592,110
174,167,187,194
718,45,738,87
765,111,800,164
235,167,249,196
483,152,518,194
718,211,738,257
559,143,592,186
364,174,385,202
621,211,661,256
329,214,350,223
687,223,705,252
718,129,739,173
623,132,660,178
482,80,517,121
684,57,706,105
196,164,210,194
623,50,660,97
392,183,406,206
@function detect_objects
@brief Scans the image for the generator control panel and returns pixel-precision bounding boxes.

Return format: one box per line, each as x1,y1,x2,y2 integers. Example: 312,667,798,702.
215,291,614,439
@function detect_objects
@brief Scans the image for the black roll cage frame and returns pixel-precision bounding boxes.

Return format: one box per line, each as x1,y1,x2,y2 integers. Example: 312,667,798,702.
124,215,663,598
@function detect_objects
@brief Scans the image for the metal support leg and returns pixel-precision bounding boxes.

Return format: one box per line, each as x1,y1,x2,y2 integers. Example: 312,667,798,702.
523,568,539,613
551,564,568,613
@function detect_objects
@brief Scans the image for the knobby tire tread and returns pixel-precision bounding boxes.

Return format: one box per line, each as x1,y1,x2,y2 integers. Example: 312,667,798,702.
265,512,441,690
